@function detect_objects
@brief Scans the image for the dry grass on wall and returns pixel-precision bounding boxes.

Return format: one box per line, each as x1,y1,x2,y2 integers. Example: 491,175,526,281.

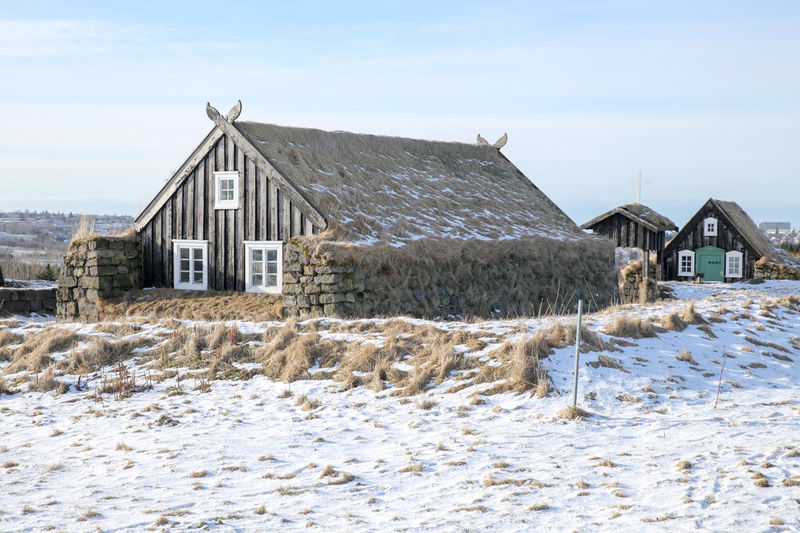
304,233,618,318
100,289,283,322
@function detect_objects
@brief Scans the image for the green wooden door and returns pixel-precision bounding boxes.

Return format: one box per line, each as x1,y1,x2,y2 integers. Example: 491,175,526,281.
696,246,725,282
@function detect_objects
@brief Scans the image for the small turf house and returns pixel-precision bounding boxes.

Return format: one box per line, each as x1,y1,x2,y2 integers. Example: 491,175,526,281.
581,203,677,279
663,198,800,282
132,101,618,318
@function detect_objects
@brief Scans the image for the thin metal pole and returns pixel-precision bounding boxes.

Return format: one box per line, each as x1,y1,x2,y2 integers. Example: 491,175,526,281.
571,299,583,409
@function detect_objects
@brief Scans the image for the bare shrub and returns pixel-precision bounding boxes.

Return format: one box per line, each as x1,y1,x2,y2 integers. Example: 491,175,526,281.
602,315,657,339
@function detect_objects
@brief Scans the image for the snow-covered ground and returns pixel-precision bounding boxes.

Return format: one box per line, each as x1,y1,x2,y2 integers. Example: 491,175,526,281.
1,282,799,531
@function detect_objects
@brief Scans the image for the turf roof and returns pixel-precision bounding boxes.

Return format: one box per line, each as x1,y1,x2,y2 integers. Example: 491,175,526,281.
236,121,583,245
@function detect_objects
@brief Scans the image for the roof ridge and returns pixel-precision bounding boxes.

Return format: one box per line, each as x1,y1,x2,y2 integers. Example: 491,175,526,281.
235,120,488,149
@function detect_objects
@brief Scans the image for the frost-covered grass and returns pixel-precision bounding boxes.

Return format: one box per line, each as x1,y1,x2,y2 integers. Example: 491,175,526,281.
1,281,799,531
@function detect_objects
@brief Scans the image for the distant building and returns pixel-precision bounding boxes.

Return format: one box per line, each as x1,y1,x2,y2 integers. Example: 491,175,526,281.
759,221,791,234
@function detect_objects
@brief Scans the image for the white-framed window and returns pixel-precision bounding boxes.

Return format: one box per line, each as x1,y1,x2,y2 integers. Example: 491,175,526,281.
244,241,283,294
173,240,208,290
704,217,718,237
678,249,695,277
214,171,239,210
725,250,743,278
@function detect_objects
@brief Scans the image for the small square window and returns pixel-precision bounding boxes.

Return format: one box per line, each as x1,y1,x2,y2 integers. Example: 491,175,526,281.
245,241,283,294
678,250,694,277
173,240,208,290
704,217,718,237
726,250,743,278
214,171,239,210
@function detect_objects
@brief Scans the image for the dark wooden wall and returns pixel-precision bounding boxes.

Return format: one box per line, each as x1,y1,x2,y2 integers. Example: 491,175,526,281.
663,205,758,281
141,133,320,291
588,213,664,253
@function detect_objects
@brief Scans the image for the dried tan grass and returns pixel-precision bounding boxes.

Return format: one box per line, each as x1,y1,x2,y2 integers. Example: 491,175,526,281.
476,332,551,396
675,349,698,365
0,377,18,395
260,329,342,382
587,355,628,373
558,406,592,419
681,303,707,325
29,368,69,394
602,315,657,339
660,312,687,332
3,329,81,375
60,336,153,374
100,289,282,322
744,336,791,354
0,328,23,349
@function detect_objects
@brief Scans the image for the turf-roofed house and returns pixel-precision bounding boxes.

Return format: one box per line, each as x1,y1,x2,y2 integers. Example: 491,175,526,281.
58,101,619,320
581,203,677,280
663,198,800,282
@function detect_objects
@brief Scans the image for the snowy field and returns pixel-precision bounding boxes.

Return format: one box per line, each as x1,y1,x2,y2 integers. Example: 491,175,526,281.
2,281,800,532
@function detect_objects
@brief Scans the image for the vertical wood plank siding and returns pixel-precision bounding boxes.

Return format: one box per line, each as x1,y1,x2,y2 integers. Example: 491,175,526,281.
141,133,320,289
663,205,758,281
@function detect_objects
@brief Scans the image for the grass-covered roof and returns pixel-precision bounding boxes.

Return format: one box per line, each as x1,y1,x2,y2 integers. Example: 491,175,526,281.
581,203,677,233
236,121,583,245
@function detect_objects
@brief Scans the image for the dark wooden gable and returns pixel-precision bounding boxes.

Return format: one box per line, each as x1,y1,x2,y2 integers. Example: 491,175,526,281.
135,118,326,291
663,199,761,280
583,211,664,252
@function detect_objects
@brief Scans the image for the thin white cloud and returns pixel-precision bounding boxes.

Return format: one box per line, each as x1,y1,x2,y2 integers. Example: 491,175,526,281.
0,19,112,57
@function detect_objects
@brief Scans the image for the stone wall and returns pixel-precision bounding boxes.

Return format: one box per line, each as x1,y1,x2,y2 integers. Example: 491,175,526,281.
754,257,800,280
0,287,56,315
282,241,363,317
57,235,142,321
283,235,619,319
618,263,659,304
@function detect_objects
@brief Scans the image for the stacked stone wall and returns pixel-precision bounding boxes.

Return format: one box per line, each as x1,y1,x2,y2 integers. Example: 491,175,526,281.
754,259,800,281
282,241,364,317
618,265,659,304
57,235,142,321
0,287,56,315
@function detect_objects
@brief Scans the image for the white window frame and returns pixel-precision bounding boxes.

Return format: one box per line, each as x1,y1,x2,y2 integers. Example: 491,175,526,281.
725,250,743,278
214,171,240,210
173,240,209,290
704,217,718,237
678,249,695,277
244,241,283,294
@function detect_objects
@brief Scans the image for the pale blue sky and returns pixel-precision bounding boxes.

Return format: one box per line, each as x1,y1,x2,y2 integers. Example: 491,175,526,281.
1,1,798,228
